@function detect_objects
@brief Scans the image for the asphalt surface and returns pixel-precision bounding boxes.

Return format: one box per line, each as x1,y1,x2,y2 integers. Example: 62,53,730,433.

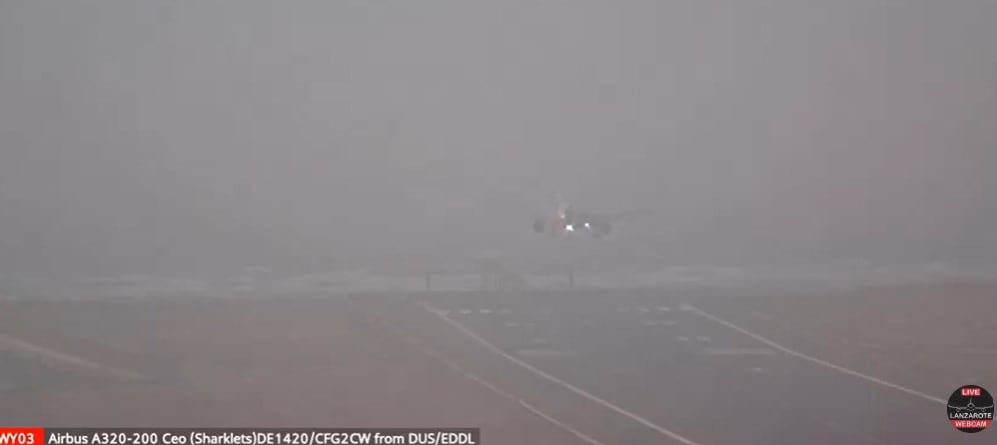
1,283,994,444
379,284,996,444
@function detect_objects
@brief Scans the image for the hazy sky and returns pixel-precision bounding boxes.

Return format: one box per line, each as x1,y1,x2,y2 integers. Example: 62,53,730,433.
1,1,994,278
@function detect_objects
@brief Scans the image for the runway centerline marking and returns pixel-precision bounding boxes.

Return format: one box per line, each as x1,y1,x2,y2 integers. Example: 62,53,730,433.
0,331,142,381
369,315,606,445
420,301,704,445
684,304,946,405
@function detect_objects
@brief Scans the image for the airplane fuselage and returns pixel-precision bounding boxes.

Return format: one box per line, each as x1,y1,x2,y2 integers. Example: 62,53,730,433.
533,206,612,238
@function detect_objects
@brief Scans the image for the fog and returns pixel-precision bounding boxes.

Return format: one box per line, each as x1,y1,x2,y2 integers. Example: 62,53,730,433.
1,1,994,292
2,4,997,439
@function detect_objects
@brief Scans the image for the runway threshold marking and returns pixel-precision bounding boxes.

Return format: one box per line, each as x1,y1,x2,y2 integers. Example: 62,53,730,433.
703,348,777,356
516,348,578,357
682,304,946,405
420,302,703,445
369,316,605,445
0,331,142,381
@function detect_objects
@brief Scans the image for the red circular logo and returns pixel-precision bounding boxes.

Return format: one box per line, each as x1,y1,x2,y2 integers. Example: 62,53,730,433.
947,385,994,433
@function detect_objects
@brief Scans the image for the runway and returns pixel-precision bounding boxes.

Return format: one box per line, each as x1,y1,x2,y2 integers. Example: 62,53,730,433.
1,283,994,444
377,284,996,444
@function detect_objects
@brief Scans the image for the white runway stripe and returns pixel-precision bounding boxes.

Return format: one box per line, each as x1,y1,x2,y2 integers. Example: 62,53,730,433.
370,315,606,445
684,304,946,405
703,348,777,356
0,332,141,381
421,301,704,445
516,348,578,357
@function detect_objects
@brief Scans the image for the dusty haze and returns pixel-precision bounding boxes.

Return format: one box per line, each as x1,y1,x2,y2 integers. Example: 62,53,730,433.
2,4,997,442
1,1,994,291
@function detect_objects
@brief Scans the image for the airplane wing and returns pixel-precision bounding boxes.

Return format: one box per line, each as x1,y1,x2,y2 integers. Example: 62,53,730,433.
601,208,655,222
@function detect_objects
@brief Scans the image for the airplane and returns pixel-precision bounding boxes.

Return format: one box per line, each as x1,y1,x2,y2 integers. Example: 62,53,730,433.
532,194,652,238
